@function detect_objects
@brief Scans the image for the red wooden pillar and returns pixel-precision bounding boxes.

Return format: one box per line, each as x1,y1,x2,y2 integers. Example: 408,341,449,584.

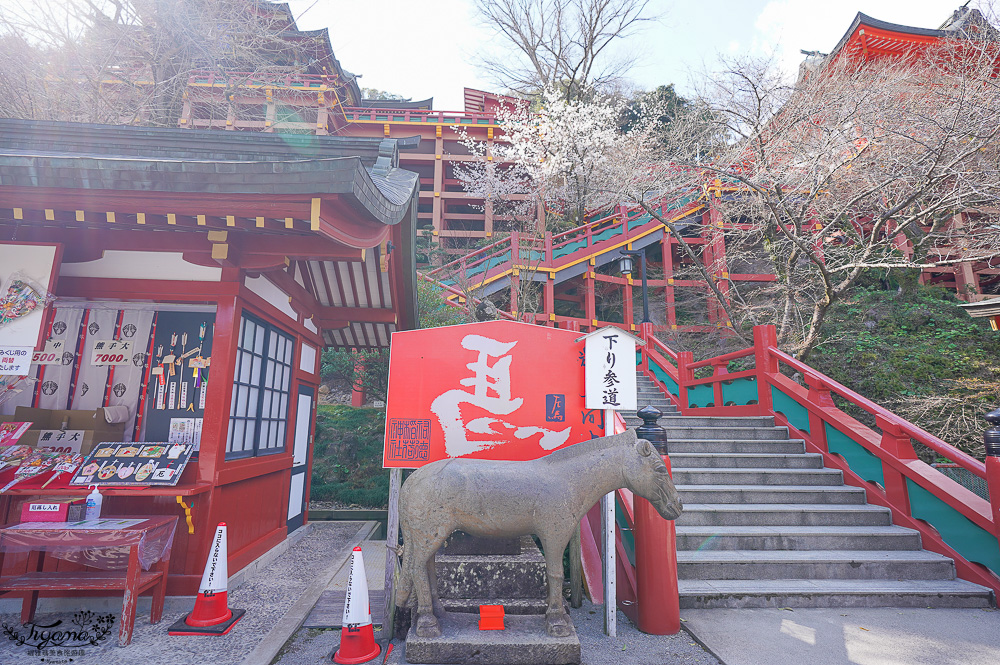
707,193,729,325
752,325,779,416
544,275,555,327
351,354,366,407
623,276,635,330
196,294,241,567
663,236,677,330
200,295,240,485
585,263,597,331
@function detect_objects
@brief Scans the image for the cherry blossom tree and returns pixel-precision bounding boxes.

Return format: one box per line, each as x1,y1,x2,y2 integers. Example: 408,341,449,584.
452,31,1000,360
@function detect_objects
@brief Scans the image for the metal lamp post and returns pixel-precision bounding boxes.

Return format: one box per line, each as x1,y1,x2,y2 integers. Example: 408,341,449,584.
619,248,651,324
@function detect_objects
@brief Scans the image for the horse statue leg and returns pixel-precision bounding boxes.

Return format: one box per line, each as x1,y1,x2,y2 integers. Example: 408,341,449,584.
539,529,574,637
407,524,450,638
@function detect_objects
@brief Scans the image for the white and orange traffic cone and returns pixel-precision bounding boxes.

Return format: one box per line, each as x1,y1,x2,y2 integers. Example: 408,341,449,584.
169,522,246,636
333,546,381,664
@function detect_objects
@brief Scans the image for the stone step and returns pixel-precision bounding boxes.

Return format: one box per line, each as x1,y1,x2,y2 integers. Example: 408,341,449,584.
677,579,992,609
405,611,581,665
625,372,989,613
676,549,957,580
666,439,806,454
675,503,892,527
626,404,677,414
669,452,824,469
672,467,843,486
442,598,549,615
677,484,868,505
660,425,790,440
658,415,776,428
675,525,922,551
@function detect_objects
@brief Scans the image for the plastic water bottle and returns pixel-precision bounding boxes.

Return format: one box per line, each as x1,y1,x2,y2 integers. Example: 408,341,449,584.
85,486,103,520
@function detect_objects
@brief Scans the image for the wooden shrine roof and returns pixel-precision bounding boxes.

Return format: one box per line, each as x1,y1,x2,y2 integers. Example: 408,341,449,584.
826,7,997,64
0,119,419,349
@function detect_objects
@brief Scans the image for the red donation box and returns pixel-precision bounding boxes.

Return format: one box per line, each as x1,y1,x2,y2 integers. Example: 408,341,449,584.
383,321,606,468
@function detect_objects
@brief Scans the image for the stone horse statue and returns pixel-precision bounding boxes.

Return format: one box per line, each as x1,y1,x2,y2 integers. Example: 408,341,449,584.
395,429,683,638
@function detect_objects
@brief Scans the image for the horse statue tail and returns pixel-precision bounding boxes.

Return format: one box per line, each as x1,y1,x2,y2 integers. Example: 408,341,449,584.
395,538,413,608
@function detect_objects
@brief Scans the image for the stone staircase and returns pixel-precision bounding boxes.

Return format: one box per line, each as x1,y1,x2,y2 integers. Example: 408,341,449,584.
624,372,994,609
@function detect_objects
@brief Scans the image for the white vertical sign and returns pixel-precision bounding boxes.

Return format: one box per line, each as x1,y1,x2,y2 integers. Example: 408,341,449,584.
581,326,641,639
584,328,637,412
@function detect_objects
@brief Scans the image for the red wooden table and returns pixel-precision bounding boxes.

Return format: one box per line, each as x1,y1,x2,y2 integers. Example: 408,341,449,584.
0,516,177,646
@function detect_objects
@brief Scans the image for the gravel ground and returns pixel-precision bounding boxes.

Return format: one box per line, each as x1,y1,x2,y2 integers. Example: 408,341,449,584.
272,602,721,665
0,521,364,665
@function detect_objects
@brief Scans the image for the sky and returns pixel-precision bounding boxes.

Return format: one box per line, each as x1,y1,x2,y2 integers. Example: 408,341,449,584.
286,1,978,109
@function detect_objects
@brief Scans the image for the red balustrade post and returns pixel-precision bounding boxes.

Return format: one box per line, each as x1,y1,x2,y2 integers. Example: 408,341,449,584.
633,409,679,635
876,415,917,511
804,374,835,453
677,351,694,411
711,360,728,407
752,325,778,416
983,409,1000,545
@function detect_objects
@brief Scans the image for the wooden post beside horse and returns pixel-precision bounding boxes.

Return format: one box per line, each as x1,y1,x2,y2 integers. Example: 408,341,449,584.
395,429,683,640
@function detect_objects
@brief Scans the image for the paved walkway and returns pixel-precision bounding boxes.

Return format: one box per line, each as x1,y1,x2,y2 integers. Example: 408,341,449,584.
682,607,1000,665
273,602,721,665
8,524,989,665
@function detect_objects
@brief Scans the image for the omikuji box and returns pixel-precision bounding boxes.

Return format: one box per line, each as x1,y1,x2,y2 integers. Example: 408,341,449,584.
21,497,86,523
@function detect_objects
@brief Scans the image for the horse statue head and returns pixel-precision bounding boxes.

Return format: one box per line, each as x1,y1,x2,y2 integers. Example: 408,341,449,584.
625,437,683,520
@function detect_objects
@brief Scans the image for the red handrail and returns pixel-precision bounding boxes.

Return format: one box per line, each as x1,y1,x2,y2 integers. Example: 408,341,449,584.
768,346,987,477
634,322,1000,594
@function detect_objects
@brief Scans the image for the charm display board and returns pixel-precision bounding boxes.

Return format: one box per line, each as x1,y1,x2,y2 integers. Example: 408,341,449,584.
69,441,194,487
142,311,214,448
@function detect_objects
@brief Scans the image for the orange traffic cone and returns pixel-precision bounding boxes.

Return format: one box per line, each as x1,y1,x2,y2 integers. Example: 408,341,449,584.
169,523,246,636
333,547,381,664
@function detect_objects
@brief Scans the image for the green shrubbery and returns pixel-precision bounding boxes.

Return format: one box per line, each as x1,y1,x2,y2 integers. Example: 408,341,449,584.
309,404,388,508
809,282,1000,458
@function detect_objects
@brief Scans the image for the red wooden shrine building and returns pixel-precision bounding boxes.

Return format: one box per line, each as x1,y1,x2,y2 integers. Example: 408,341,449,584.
0,118,419,595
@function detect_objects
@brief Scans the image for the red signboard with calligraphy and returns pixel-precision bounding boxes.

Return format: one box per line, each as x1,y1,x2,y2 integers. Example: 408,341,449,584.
383,321,608,468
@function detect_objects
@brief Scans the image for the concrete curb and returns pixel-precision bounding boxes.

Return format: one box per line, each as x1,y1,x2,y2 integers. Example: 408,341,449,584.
240,520,379,665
